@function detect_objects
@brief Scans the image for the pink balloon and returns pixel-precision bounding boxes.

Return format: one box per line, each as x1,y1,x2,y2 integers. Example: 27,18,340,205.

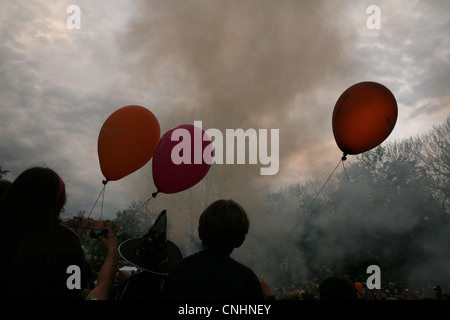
152,124,213,194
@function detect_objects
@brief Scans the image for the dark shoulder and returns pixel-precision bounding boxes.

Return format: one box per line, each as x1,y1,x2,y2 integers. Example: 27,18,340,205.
171,250,257,277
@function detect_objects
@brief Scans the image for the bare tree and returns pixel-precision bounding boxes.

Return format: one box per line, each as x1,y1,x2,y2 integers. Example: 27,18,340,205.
419,118,450,219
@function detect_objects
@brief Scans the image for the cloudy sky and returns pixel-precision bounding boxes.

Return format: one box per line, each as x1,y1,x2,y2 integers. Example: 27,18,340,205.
1,0,449,223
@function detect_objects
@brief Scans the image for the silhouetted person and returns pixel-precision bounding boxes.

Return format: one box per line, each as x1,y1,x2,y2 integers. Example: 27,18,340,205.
115,210,183,300
163,199,272,300
0,167,117,299
319,276,358,300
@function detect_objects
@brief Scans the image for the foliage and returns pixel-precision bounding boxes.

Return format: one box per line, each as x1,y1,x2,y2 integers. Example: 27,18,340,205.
261,118,450,287
0,166,9,179
114,200,156,238
109,118,450,287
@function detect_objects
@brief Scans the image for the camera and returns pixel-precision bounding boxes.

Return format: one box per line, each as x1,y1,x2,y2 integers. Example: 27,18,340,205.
90,228,108,239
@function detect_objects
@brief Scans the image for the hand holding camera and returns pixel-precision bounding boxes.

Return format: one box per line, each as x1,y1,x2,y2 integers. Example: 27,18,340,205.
90,228,108,239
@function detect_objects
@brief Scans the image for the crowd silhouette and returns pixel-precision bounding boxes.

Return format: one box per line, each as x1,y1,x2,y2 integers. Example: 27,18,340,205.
0,166,447,301
270,279,447,300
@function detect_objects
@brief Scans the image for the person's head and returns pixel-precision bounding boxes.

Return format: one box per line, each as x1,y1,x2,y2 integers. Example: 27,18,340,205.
0,167,66,233
319,276,358,300
0,168,90,299
198,199,249,253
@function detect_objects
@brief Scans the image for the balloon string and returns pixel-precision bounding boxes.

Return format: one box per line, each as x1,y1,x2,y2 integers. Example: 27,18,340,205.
78,183,107,235
130,190,161,218
87,184,106,220
342,160,351,182
100,183,106,221
258,158,342,278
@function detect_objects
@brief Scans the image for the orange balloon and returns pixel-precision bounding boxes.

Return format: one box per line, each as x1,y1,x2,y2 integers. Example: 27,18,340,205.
98,105,160,182
332,81,398,156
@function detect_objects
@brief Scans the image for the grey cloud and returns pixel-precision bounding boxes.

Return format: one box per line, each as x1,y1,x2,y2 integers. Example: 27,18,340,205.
0,1,135,218
1,1,448,258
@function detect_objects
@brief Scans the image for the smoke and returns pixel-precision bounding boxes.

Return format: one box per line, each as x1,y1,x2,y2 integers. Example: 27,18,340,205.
112,2,450,294
115,0,360,248
114,0,364,282
244,134,450,293
117,0,359,187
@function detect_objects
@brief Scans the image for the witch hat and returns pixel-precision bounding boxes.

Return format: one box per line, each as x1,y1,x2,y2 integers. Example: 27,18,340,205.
118,210,182,275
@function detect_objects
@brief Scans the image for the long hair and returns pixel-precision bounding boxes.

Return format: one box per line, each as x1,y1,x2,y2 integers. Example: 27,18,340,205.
0,167,65,233
0,167,91,299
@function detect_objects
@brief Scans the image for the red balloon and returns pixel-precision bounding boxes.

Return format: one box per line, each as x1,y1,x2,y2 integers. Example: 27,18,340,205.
152,124,212,194
355,282,363,292
332,81,398,156
98,105,160,182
